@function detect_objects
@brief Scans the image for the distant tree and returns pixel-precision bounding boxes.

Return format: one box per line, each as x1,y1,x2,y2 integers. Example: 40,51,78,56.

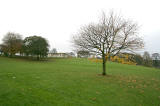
143,51,151,60
50,48,57,53
143,51,152,67
1,32,23,57
133,54,144,65
68,52,75,57
152,53,160,60
23,36,49,60
0,44,8,56
152,53,160,67
0,45,2,55
72,11,144,75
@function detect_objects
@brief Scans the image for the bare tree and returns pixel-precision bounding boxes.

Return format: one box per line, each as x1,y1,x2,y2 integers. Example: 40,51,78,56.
72,11,144,75
2,32,23,57
143,51,153,67
50,48,57,53
143,51,151,60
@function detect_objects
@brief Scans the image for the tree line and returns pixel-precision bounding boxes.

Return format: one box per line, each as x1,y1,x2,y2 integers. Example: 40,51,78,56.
141,51,160,68
80,50,160,68
0,32,49,60
109,52,160,68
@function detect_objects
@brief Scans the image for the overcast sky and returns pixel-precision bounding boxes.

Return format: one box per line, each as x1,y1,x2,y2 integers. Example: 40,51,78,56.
0,0,160,54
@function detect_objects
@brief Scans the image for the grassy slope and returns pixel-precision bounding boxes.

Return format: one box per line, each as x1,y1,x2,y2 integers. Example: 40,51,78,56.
0,57,160,106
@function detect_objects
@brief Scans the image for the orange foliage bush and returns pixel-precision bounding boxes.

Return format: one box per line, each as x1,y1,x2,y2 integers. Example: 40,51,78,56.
108,54,137,65
89,54,137,65
88,58,102,63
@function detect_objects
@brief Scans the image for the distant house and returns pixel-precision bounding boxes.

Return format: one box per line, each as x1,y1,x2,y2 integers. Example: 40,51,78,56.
48,53,69,58
89,54,101,58
67,52,76,57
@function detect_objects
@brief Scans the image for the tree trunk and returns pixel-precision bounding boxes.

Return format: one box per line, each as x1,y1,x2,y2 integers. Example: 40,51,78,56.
37,55,40,60
10,53,13,58
102,54,106,75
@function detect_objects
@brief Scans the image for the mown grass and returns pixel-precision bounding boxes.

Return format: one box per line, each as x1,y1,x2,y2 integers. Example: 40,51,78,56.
0,57,160,106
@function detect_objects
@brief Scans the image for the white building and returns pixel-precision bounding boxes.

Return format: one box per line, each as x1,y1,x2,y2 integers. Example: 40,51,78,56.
48,53,69,58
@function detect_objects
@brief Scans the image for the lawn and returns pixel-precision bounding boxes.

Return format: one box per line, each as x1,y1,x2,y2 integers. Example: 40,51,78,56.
0,57,160,106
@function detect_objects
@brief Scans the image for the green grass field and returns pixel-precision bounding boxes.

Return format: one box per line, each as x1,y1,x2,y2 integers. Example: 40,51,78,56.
0,57,160,106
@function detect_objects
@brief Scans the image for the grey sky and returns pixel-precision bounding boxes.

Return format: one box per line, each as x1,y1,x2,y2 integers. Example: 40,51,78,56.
0,0,160,54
